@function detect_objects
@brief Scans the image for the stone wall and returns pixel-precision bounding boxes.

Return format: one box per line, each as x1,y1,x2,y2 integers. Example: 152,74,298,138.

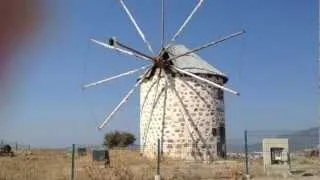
140,70,226,161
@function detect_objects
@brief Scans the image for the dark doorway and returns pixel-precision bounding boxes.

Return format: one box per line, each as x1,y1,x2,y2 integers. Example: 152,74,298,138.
217,126,226,158
219,126,225,144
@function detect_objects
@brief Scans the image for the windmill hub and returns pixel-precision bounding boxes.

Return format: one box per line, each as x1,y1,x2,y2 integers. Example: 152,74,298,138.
153,54,170,69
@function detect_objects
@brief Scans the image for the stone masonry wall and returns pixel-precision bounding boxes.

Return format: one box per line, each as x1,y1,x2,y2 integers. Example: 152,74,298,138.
140,70,226,161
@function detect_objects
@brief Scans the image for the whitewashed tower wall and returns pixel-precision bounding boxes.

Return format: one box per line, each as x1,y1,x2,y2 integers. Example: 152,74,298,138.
140,70,226,161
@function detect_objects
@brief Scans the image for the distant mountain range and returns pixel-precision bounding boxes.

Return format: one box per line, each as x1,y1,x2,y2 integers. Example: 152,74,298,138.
227,127,319,153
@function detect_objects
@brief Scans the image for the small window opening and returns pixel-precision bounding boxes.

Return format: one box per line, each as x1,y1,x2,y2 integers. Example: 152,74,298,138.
212,128,217,136
271,147,284,164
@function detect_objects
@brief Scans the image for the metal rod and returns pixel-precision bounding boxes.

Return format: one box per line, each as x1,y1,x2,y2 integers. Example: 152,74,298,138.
244,130,249,176
71,144,75,180
115,40,155,60
172,66,239,95
119,0,154,54
318,0,320,155
142,88,166,153
157,138,160,175
142,69,163,152
168,30,246,62
140,79,160,114
171,0,204,41
97,68,151,129
287,151,291,170
161,0,165,49
83,65,151,89
163,72,202,144
91,39,152,61
160,82,167,151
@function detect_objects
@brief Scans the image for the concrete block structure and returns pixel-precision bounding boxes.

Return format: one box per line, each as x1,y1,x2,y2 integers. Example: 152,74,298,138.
140,45,228,161
262,138,289,174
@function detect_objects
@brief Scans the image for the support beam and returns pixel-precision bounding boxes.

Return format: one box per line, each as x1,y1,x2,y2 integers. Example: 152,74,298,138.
111,38,155,60
168,30,246,62
142,69,163,152
91,39,152,61
172,66,239,95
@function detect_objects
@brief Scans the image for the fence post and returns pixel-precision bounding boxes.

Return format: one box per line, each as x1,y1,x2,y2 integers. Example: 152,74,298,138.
244,130,250,178
0,139,3,145
71,144,75,180
287,151,291,170
155,139,161,180
15,142,18,151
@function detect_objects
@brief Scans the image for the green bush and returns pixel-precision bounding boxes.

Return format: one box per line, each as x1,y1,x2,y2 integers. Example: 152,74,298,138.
104,131,136,148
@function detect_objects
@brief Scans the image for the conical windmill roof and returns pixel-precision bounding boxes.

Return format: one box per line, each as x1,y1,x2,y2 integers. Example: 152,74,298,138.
167,44,228,83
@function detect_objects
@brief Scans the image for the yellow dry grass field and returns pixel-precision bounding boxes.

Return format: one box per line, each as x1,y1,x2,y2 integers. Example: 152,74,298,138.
1,149,320,180
0,149,245,180
0,149,70,180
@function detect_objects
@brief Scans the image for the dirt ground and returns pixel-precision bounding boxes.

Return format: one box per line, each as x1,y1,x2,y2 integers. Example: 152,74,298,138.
0,149,320,180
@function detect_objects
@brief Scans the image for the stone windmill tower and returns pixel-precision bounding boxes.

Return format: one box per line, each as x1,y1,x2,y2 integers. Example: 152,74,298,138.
140,44,230,161
84,0,244,161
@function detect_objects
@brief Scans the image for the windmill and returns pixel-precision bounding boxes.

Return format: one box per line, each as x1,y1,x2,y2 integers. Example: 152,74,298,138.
83,0,245,161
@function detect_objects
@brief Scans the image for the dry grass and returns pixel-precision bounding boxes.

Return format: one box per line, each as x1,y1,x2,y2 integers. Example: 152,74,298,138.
0,149,70,180
0,149,244,180
75,150,156,180
5,149,320,180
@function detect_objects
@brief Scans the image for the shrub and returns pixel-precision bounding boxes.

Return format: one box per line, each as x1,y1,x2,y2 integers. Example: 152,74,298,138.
104,131,136,148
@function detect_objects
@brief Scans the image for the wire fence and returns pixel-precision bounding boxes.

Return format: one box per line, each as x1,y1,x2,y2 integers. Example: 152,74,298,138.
0,139,31,152
71,143,244,180
1,129,320,180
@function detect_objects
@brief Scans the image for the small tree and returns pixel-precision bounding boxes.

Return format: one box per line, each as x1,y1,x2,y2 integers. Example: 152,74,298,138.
104,131,136,148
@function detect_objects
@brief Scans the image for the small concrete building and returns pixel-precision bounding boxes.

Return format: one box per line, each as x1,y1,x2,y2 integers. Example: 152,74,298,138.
140,44,228,161
262,138,289,174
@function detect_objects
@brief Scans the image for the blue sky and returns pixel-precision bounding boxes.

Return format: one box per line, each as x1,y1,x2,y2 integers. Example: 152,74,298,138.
0,0,318,147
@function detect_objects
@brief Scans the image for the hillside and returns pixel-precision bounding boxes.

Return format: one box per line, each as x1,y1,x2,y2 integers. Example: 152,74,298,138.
227,127,319,153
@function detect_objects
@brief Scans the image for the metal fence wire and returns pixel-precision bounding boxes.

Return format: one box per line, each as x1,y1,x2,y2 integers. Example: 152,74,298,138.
1,130,320,180
71,143,245,180
0,139,31,152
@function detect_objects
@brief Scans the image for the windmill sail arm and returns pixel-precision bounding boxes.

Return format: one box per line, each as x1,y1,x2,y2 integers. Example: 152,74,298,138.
83,65,151,89
161,0,165,49
172,66,239,95
112,38,155,60
119,0,154,54
90,39,151,61
171,0,204,41
168,30,246,62
97,68,151,130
